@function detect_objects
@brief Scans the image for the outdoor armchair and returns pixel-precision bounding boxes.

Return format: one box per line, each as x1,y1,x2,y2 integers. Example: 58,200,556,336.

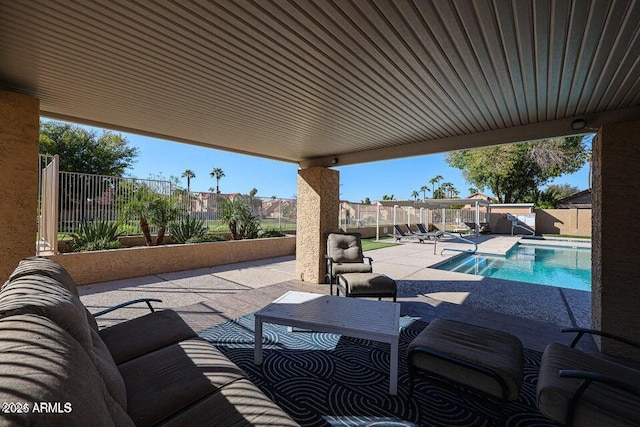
537,328,640,426
325,232,373,295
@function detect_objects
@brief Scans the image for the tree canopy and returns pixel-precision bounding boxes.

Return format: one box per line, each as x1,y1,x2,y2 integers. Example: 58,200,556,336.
39,121,138,176
445,137,589,203
534,184,581,209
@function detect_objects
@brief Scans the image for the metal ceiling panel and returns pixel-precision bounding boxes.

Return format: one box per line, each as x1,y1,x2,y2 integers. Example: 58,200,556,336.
1,0,640,165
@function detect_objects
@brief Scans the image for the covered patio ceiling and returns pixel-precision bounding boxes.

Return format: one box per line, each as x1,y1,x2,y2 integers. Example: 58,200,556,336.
2,0,640,167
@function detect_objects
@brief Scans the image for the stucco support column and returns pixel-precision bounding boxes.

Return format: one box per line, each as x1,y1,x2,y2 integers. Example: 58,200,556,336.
295,167,339,283
0,90,40,281
592,120,640,359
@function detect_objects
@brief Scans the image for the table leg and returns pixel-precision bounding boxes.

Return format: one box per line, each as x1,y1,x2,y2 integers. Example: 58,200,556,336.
389,338,398,395
254,316,263,365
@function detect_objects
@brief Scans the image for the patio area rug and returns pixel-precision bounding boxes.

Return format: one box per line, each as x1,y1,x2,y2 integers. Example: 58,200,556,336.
199,315,559,427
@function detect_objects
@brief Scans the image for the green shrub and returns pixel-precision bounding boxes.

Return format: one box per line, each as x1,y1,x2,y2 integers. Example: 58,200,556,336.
169,217,206,243
76,238,124,252
71,220,124,252
218,197,261,240
260,229,286,238
118,223,140,236
185,234,227,243
244,218,261,239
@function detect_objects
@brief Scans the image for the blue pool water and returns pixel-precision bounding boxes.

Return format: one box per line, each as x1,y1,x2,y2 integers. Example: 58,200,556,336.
435,244,591,291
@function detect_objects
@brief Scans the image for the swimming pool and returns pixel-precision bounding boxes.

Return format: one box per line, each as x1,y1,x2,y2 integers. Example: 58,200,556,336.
435,244,591,291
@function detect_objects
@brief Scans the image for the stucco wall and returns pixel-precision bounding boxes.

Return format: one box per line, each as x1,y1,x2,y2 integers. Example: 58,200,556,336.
593,120,640,360
535,209,591,236
0,90,39,282
487,205,536,234
295,168,339,283
341,226,378,238
490,205,534,214
488,208,592,236
47,236,296,285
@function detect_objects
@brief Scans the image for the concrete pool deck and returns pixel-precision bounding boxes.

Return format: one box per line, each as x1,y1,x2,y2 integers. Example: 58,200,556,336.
79,235,593,353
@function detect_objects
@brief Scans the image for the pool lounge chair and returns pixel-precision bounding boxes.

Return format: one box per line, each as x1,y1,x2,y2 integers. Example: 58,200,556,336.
404,224,429,239
416,223,445,240
464,221,490,234
390,224,425,243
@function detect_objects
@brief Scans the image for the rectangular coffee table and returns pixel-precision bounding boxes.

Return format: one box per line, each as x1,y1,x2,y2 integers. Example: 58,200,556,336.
254,291,401,394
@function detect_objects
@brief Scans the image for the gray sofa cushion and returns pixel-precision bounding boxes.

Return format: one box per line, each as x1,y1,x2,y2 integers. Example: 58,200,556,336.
338,273,396,295
327,233,365,263
332,263,372,275
3,257,98,331
90,327,128,410
0,275,93,351
0,314,134,427
119,338,247,427
409,319,523,401
7,257,78,297
537,343,640,426
160,378,298,427
0,275,127,410
99,309,198,365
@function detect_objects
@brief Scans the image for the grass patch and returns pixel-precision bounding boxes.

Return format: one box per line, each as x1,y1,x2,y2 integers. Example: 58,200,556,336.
541,234,591,240
361,237,399,252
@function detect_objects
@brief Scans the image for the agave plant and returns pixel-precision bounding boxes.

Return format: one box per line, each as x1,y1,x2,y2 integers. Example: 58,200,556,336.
169,217,206,243
71,220,124,252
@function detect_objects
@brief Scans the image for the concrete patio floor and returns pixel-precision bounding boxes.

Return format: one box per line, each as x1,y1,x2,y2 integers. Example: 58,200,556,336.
79,235,596,354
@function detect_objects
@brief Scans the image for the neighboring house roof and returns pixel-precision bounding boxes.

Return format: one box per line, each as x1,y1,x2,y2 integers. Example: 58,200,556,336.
557,189,592,208
467,192,494,201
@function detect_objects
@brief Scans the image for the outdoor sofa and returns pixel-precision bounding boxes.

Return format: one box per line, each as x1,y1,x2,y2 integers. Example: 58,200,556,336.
0,257,298,427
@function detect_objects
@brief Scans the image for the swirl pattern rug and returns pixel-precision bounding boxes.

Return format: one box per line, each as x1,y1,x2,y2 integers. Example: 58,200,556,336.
199,315,559,427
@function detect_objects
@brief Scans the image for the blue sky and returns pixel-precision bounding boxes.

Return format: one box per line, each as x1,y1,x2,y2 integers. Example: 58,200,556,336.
45,119,593,202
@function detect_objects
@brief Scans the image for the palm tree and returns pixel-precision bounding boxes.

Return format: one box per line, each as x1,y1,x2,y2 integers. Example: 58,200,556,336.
420,185,429,200
411,190,419,201
429,175,443,197
440,182,459,198
210,167,225,194
181,169,196,212
181,169,196,194
468,187,479,196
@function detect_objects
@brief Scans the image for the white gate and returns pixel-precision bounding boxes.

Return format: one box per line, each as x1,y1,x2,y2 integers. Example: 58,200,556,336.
38,154,59,254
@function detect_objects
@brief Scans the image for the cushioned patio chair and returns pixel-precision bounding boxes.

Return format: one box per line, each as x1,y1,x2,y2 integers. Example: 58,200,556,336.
325,232,372,295
537,328,640,426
